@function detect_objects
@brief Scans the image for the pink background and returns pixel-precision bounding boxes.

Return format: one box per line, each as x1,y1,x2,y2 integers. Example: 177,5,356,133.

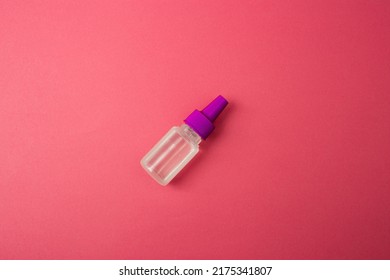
1,1,390,259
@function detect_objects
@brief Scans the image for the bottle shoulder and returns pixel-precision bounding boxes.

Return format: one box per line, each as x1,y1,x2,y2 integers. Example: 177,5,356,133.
178,124,202,145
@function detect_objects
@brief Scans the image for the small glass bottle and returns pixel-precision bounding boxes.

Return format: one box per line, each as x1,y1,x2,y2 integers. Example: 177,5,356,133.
141,95,228,186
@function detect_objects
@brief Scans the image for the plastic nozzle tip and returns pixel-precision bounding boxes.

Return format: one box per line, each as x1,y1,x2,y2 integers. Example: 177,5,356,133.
201,95,228,122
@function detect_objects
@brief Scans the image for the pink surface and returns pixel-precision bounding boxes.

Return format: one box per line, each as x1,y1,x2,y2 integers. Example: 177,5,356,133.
1,1,390,259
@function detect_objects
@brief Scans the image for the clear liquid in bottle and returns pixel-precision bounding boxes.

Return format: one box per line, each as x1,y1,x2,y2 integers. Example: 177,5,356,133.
141,124,201,186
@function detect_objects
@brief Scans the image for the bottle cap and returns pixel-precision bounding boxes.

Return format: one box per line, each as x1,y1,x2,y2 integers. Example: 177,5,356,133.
184,95,228,140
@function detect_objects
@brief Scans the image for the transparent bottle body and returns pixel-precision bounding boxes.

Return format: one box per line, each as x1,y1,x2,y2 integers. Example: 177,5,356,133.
141,124,201,186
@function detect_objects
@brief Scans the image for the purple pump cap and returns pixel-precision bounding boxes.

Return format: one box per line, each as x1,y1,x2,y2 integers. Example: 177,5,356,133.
184,95,228,140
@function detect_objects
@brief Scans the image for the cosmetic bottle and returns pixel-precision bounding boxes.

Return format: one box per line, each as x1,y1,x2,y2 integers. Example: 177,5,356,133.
141,95,228,186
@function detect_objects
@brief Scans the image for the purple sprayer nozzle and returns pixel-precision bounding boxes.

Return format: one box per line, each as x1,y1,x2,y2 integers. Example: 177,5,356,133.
184,95,228,140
